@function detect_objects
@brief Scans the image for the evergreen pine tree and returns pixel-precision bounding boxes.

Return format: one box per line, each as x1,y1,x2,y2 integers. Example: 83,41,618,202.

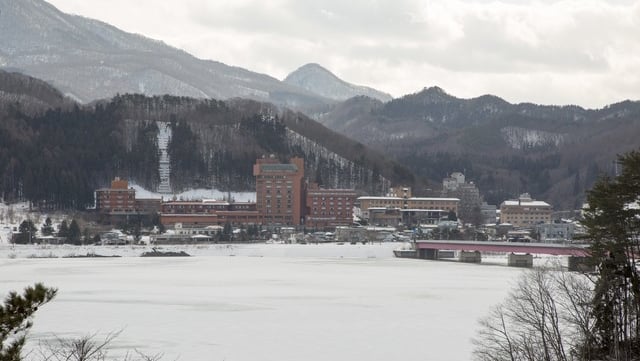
40,217,54,236
82,228,91,245
582,149,640,359
58,220,69,241
222,222,233,242
68,219,81,245
133,223,142,244
17,220,36,244
0,283,57,360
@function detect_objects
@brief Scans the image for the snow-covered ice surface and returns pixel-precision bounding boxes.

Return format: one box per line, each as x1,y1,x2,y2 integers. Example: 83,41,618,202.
0,243,550,361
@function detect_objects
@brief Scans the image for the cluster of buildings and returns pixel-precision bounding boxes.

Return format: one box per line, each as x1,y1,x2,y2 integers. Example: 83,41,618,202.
438,173,579,243
96,157,465,231
95,160,578,243
96,157,358,230
441,172,483,222
356,186,459,227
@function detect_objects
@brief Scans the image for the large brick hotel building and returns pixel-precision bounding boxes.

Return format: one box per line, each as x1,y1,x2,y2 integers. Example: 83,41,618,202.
158,156,314,227
253,156,305,226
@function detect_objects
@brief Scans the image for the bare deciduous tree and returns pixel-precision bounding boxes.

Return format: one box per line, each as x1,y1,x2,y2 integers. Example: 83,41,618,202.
473,266,595,361
34,331,164,361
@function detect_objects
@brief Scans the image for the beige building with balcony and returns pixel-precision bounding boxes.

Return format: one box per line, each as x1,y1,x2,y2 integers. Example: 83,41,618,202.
500,193,552,227
358,188,459,223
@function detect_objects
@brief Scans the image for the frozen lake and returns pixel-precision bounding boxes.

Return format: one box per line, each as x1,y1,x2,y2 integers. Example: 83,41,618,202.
0,244,530,361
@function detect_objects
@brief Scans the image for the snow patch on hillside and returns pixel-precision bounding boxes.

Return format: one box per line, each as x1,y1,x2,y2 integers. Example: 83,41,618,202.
285,129,391,190
500,127,564,150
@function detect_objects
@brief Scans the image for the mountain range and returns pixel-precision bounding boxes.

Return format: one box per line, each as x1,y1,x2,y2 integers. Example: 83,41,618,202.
317,87,640,208
1,0,640,210
0,0,388,110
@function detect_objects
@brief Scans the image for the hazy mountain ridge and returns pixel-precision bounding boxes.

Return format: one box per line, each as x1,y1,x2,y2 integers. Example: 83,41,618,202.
0,69,72,114
284,63,392,103
318,87,640,208
0,0,334,109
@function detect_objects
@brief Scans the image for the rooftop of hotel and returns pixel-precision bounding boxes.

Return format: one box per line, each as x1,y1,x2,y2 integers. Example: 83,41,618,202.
357,196,460,201
502,200,551,207
259,164,298,172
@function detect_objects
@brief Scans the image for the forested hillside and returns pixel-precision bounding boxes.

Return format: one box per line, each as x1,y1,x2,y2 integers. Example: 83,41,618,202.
0,70,72,114
0,72,415,209
319,87,640,208
110,95,412,194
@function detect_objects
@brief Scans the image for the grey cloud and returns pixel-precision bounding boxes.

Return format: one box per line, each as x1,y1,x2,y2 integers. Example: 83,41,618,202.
185,0,440,43
432,14,611,73
345,4,635,74
187,0,635,75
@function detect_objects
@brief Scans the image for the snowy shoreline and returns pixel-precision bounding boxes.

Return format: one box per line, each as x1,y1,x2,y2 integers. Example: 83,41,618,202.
0,242,568,269
0,242,402,260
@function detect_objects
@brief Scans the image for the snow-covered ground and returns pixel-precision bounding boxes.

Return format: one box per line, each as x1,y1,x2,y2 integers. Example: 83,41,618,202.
0,243,566,361
0,202,73,244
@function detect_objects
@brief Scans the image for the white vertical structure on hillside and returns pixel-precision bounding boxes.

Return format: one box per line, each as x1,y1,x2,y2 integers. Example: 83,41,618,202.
157,121,172,194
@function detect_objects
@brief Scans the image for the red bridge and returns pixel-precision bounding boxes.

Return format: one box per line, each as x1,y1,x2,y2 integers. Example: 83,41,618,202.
393,240,592,270
414,240,590,256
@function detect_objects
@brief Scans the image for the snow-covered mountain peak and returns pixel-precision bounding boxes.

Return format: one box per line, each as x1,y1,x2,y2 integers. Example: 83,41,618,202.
284,63,392,102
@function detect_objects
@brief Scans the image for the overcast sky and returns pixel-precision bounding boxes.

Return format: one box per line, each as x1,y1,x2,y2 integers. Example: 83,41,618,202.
47,0,640,108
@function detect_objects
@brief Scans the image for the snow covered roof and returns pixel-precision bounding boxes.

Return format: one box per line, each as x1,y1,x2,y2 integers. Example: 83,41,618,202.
502,200,551,207
401,209,447,212
191,234,212,239
358,196,403,201
358,196,459,201
410,197,460,202
260,164,298,172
